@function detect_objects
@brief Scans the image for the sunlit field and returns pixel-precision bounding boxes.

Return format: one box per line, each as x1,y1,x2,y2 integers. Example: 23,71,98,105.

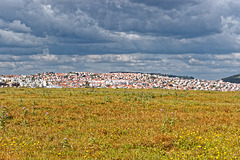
0,88,239,159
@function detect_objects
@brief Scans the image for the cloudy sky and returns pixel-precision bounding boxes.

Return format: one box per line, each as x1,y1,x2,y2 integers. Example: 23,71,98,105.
1,0,240,80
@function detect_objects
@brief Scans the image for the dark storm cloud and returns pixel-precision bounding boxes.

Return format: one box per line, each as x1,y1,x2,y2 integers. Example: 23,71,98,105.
1,0,240,55
129,0,199,9
0,0,240,79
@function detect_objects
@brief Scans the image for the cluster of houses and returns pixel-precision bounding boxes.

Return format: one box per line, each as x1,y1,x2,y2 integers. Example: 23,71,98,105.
0,72,240,91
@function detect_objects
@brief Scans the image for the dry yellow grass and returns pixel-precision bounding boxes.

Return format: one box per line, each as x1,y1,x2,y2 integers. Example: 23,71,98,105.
0,88,239,159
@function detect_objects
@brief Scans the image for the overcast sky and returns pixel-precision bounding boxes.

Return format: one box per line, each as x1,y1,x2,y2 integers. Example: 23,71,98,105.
1,0,240,80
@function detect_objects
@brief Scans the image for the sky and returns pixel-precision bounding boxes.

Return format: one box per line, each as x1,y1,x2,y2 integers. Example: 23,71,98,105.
1,0,240,80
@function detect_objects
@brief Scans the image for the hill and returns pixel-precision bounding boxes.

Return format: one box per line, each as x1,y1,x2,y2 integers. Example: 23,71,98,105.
222,74,240,83
110,71,195,79
148,73,194,79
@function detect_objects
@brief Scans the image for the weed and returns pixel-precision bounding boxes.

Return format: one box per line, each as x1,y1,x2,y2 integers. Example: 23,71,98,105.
0,106,7,132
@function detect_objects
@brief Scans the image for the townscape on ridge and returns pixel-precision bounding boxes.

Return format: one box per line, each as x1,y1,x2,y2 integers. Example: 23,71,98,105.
0,72,240,91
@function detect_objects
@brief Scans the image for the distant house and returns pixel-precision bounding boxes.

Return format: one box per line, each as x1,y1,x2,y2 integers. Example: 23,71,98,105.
0,82,9,87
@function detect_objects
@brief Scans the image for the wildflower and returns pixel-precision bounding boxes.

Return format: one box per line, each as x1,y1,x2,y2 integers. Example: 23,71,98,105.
1,105,3,108
23,107,25,110
160,109,163,111
46,112,48,115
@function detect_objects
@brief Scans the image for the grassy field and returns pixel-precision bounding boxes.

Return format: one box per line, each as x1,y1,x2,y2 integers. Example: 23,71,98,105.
0,88,239,159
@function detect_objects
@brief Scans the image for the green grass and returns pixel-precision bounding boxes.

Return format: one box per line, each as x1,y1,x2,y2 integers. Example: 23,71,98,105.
0,88,239,159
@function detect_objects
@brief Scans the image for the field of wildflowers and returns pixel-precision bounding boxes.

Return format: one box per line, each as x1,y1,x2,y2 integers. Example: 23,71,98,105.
0,88,239,159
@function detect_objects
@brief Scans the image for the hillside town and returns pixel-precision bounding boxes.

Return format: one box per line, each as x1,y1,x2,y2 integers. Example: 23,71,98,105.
0,72,240,91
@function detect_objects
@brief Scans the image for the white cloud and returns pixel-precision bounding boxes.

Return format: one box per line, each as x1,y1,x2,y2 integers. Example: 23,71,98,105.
0,52,239,80
30,48,58,61
232,53,240,58
0,19,31,33
116,32,141,40
215,53,240,60
189,58,205,65
8,20,32,33
0,62,16,68
42,4,54,15
0,29,43,47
